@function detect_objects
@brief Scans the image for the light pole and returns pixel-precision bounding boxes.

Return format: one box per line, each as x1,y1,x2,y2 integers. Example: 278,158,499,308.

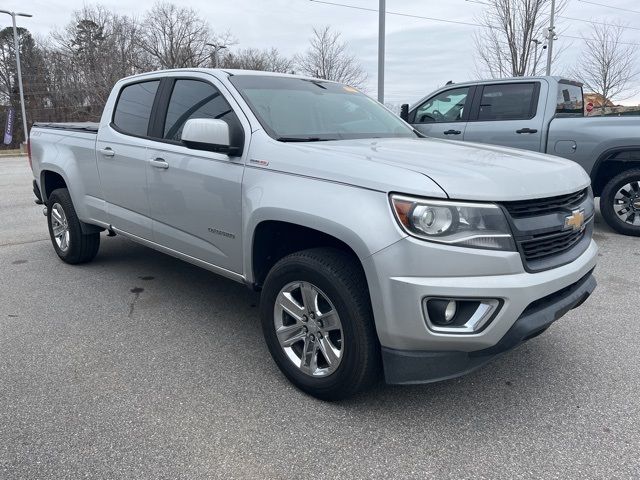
206,43,227,68
378,0,385,104
545,0,556,76
0,10,32,147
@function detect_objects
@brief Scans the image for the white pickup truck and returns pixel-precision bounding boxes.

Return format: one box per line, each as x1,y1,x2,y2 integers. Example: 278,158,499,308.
29,69,597,400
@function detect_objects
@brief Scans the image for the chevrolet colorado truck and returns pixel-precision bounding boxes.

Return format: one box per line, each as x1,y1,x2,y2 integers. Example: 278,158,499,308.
29,69,597,400
401,76,640,236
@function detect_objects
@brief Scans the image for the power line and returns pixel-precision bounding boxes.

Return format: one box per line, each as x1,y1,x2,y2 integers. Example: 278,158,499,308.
576,0,640,15
562,33,640,46
308,0,485,28
309,0,640,46
558,14,640,32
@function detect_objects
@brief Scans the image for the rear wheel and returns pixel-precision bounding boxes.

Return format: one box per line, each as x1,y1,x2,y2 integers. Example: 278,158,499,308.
47,188,100,264
600,169,640,236
260,248,380,401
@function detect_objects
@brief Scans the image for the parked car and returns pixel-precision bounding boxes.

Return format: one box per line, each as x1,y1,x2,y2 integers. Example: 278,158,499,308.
29,69,597,400
401,76,640,236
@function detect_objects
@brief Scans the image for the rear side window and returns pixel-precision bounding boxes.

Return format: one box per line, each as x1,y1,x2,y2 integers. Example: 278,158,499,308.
163,79,242,145
477,83,537,121
112,81,160,137
556,83,584,116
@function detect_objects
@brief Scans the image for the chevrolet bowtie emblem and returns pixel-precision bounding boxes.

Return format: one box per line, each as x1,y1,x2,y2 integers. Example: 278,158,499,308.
564,209,585,231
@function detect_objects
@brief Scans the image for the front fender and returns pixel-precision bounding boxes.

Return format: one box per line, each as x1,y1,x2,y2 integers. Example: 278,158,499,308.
241,168,405,284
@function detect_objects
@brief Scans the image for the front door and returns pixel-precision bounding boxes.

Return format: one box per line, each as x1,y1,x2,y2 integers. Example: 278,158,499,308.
146,78,246,273
410,86,473,140
96,79,160,239
462,82,545,152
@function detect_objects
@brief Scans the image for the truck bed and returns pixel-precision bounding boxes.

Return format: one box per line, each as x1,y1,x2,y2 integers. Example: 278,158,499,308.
32,122,99,134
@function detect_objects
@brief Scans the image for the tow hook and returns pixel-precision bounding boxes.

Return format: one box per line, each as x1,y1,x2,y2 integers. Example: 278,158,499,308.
42,206,48,217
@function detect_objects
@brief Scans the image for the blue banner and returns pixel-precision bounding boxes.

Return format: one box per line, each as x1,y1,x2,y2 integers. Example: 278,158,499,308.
3,107,14,145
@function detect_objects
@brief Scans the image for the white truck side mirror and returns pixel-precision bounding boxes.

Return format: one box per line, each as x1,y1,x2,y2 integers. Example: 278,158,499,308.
181,118,232,154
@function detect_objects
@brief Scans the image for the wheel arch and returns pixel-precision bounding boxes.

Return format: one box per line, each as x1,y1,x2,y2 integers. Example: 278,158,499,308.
590,146,640,196
40,169,68,202
249,218,369,290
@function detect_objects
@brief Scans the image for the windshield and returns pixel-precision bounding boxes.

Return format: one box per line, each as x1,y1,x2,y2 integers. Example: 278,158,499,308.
229,75,417,141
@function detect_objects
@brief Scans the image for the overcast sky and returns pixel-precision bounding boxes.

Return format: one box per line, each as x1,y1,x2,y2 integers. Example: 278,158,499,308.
11,0,640,105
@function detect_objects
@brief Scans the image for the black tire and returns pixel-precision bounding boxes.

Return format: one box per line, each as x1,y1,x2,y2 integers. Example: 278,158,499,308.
260,248,380,401
600,168,640,236
47,188,100,264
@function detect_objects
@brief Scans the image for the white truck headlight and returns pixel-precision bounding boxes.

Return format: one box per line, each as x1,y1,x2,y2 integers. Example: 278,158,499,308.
390,194,516,251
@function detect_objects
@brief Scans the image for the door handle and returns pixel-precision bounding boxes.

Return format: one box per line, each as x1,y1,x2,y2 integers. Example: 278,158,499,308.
443,129,462,135
149,158,169,169
516,128,538,134
100,147,115,157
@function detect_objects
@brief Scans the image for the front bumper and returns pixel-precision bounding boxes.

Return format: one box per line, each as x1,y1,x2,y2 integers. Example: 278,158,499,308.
362,235,598,384
382,270,596,384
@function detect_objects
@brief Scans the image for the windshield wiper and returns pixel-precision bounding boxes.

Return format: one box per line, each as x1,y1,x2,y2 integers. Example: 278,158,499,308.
276,137,337,142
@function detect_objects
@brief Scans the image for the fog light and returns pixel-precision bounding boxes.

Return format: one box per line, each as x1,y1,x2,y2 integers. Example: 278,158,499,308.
444,300,457,322
424,298,502,334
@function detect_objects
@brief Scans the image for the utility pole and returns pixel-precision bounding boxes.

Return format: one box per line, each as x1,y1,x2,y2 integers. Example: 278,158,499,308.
0,10,32,147
378,0,385,104
545,0,556,76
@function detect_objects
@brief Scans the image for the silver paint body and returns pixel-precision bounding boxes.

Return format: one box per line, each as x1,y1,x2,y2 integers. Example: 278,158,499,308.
30,69,598,352
409,76,640,180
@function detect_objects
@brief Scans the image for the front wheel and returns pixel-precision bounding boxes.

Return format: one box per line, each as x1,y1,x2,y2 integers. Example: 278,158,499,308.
47,188,100,264
600,169,640,236
260,248,380,401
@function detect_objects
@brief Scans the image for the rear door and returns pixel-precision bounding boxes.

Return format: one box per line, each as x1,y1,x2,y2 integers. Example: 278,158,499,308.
96,80,160,238
463,81,546,152
409,86,474,140
145,76,247,273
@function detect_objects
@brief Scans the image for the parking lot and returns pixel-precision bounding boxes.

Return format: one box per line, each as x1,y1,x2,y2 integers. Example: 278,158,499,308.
1,155,639,479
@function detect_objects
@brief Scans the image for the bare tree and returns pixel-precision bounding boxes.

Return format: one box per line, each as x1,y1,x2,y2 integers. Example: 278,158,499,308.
474,0,566,78
295,26,367,89
49,5,149,119
140,2,212,69
571,22,638,108
220,47,293,73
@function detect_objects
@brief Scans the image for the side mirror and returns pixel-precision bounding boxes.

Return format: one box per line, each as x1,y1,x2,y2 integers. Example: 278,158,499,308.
400,103,409,122
182,118,238,155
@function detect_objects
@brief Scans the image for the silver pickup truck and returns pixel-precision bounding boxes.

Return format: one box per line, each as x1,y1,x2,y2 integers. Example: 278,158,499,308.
402,76,640,236
29,69,597,400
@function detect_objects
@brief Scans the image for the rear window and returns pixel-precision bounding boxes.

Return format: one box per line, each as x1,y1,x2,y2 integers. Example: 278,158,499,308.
556,83,584,116
112,81,160,137
477,83,537,121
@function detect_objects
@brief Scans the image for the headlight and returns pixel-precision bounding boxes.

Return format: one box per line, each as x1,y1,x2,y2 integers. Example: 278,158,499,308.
390,194,516,251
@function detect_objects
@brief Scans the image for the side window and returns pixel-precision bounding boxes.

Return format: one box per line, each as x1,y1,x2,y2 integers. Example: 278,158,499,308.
163,79,242,146
112,81,160,136
414,87,470,124
556,83,584,116
477,83,537,121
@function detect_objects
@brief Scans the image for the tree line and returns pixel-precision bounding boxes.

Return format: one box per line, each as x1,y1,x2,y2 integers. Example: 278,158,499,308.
0,2,367,147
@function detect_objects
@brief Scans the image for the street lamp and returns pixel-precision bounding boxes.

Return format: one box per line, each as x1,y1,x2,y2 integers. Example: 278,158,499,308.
206,43,227,68
378,0,385,104
0,10,32,148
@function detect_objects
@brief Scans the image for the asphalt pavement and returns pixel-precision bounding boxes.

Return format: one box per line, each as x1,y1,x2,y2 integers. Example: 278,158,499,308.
1,156,639,479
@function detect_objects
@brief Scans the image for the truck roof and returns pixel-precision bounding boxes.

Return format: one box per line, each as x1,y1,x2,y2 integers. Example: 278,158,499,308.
441,76,582,88
119,68,340,84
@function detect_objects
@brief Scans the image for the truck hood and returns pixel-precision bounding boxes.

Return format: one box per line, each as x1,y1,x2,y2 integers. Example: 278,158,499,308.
291,137,591,201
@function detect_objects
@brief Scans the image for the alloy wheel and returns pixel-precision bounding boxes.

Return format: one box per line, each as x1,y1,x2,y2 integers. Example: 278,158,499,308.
613,181,640,226
273,281,344,377
50,203,70,252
